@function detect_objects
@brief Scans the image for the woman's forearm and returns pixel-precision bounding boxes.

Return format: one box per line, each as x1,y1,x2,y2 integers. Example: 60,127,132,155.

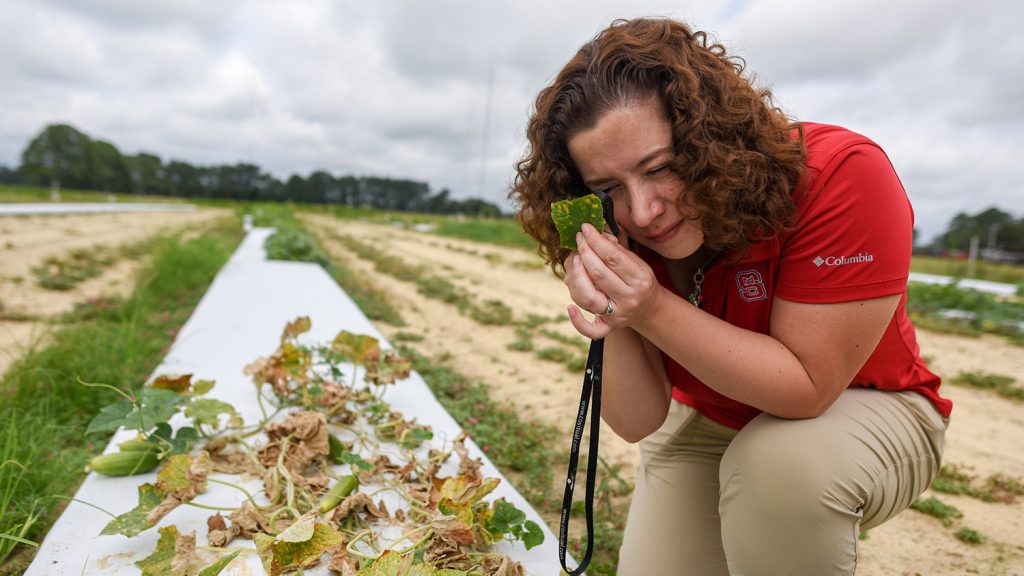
631,285,825,419
599,326,673,442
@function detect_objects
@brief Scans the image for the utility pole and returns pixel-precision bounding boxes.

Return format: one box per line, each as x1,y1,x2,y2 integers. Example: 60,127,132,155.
967,235,980,278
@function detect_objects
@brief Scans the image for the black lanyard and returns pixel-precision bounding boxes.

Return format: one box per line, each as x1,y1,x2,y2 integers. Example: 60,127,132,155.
558,337,603,575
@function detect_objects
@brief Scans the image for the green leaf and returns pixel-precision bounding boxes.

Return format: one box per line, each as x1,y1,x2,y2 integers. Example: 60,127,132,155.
332,331,381,365
254,523,344,576
151,423,198,455
135,388,186,429
191,379,216,396
89,389,185,435
86,400,135,434
521,519,544,550
551,194,606,250
135,524,177,575
400,427,433,450
488,500,526,534
101,483,166,537
156,454,192,492
357,550,413,575
198,550,241,576
185,398,238,427
276,512,316,543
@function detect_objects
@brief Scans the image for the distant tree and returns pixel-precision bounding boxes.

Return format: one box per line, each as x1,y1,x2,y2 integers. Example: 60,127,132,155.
90,139,131,192
934,207,1022,252
19,123,95,191
423,188,453,213
125,152,165,195
285,174,308,202
451,197,502,218
0,165,26,184
165,160,201,197
306,170,334,204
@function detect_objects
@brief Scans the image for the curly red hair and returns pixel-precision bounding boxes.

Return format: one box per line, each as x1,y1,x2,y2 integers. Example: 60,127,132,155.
509,18,806,275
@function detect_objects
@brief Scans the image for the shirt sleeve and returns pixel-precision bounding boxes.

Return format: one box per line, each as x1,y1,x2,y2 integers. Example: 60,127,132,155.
775,143,912,304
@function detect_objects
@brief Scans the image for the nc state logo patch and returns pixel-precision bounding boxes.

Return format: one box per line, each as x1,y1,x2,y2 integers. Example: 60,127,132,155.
735,270,767,302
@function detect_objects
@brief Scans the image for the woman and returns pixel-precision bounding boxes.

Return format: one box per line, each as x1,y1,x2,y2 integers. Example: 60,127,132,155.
509,18,951,575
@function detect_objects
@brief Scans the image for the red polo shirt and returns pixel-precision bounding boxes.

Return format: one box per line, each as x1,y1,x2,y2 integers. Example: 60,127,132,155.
639,122,952,430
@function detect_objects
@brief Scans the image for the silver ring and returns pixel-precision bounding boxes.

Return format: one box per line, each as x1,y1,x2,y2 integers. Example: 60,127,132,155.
598,300,615,316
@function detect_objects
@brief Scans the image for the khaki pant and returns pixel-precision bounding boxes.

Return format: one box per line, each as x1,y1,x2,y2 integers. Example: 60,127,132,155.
617,389,947,575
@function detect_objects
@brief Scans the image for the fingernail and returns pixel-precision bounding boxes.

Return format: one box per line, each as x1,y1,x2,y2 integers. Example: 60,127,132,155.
576,232,583,245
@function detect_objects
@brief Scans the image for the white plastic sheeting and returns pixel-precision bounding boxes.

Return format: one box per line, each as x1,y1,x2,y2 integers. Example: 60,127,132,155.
26,227,566,575
0,203,197,216
908,271,1018,297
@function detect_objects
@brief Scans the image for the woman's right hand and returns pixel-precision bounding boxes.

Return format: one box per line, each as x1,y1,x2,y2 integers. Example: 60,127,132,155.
562,223,661,340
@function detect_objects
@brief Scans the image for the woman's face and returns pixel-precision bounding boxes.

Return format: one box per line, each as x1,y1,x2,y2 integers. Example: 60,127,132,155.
567,96,703,260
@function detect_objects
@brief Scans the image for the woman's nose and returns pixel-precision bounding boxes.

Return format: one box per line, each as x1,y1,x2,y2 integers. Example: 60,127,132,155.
628,186,665,228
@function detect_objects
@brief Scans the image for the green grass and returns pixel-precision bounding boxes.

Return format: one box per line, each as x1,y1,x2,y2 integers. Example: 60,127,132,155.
932,463,1024,505
260,208,405,327
949,371,1024,401
0,217,242,572
0,184,183,205
433,218,535,251
321,230,516,327
907,281,1024,344
910,496,963,526
954,527,985,544
399,348,557,504
911,255,1024,285
316,204,536,251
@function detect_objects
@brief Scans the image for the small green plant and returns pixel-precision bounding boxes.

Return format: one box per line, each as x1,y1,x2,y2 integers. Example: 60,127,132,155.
910,496,963,526
31,246,116,290
391,332,424,342
954,527,984,544
507,328,534,352
931,463,1024,504
536,346,586,373
265,228,332,268
907,281,1024,344
950,370,1023,401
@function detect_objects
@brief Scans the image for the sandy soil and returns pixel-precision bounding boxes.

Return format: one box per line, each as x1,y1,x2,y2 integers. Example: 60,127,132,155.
0,208,228,375
306,215,1024,575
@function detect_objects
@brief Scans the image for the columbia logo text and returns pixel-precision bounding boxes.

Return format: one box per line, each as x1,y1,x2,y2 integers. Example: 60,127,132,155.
813,253,874,267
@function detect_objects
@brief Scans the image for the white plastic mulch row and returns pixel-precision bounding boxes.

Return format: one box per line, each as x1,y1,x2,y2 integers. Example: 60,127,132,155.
0,202,196,216
908,271,1018,297
26,227,563,575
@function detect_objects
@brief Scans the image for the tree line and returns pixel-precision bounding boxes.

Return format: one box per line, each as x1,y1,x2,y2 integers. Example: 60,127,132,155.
0,123,502,217
923,206,1024,257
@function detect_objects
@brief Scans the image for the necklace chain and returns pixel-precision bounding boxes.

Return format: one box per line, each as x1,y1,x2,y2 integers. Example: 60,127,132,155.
686,251,717,308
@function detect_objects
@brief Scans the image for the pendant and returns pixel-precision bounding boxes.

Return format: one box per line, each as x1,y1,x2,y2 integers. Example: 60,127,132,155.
689,268,705,308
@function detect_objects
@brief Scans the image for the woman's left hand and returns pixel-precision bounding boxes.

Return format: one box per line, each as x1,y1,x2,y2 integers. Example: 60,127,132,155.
565,223,660,339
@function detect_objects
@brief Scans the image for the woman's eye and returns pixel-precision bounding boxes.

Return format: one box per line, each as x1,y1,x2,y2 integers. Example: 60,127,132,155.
647,164,668,175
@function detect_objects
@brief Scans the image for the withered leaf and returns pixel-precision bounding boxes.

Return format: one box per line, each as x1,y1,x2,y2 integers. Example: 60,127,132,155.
331,331,380,366
281,316,312,343
150,374,193,394
101,483,166,537
254,522,344,576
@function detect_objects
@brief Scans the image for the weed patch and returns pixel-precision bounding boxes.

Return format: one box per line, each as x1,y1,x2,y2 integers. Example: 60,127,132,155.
910,496,963,526
954,527,985,544
949,371,1024,401
0,218,242,572
267,211,405,326
907,281,1024,344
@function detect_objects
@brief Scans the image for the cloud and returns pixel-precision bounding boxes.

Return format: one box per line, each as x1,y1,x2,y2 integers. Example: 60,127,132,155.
0,0,1020,239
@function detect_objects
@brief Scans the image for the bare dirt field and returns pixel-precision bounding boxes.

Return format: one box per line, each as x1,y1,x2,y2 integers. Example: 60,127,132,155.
305,214,1024,576
0,208,229,375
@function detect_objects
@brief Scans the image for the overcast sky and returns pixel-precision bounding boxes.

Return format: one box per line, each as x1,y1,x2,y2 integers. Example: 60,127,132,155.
1,0,1021,241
